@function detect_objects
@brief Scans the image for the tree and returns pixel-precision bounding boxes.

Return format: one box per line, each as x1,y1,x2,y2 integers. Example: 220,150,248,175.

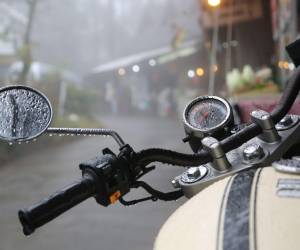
17,0,39,84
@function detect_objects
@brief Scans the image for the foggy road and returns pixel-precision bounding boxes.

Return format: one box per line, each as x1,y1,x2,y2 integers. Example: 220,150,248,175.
0,116,190,250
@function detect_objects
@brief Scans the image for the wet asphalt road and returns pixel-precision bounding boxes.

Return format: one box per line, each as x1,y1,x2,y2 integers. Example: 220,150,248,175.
0,116,190,250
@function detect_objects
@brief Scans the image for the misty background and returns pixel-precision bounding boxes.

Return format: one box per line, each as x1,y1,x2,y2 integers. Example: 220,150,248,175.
1,0,201,74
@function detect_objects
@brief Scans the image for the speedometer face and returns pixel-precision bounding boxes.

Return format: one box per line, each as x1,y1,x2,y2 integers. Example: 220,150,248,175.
187,99,227,130
184,96,231,134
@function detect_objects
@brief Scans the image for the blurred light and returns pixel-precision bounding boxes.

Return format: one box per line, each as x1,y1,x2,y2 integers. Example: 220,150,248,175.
196,67,205,76
213,64,218,72
118,68,126,76
278,61,284,68
208,0,221,7
132,65,140,73
289,63,295,71
149,59,156,66
278,61,290,70
187,70,195,78
283,61,289,70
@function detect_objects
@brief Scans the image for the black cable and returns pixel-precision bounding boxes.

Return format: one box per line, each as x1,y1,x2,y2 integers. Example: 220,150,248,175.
134,181,183,201
134,148,212,167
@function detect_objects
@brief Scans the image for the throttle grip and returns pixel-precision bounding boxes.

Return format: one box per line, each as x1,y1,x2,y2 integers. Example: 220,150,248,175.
18,175,96,235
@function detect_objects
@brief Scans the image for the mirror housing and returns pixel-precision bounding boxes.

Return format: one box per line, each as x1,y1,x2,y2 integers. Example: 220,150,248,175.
0,85,53,142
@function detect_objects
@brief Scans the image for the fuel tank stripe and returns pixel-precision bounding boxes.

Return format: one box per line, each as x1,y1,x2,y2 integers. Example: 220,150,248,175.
221,169,257,250
216,175,235,250
251,168,262,250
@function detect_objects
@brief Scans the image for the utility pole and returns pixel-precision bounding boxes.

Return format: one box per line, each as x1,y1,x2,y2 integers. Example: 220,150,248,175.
208,0,221,95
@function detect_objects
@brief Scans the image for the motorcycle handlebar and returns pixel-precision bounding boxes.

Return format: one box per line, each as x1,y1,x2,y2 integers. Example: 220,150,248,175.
18,175,96,235
17,49,300,235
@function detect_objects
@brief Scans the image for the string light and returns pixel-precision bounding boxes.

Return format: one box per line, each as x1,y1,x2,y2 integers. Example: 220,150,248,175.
208,0,221,7
196,67,205,76
132,65,140,73
187,70,195,78
118,68,126,76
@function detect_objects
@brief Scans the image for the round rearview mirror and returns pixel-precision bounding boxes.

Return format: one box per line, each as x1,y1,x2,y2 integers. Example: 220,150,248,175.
0,85,52,142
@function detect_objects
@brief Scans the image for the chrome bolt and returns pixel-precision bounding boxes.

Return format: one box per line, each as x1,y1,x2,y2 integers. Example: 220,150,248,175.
243,144,265,162
275,115,298,131
279,115,293,126
187,167,201,179
180,166,208,184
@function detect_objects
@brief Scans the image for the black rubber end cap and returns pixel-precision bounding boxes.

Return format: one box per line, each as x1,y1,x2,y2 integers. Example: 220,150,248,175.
18,210,35,236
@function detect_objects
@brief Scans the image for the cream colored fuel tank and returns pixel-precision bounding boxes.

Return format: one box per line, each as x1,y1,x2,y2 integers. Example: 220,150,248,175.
154,167,300,250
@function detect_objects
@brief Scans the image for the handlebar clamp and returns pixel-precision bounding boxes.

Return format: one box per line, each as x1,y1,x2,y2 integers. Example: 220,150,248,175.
251,110,280,143
201,137,231,172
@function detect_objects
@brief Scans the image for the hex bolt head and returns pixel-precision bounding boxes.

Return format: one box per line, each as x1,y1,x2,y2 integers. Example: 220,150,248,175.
180,166,208,184
187,167,201,179
243,144,265,162
275,115,299,131
278,115,293,127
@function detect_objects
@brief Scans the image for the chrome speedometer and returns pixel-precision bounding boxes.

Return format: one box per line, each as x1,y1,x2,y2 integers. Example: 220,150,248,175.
183,96,233,139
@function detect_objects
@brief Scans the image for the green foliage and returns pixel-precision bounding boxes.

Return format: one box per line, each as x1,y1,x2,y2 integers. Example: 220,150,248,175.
226,66,278,94
226,68,244,92
242,65,256,85
65,85,98,119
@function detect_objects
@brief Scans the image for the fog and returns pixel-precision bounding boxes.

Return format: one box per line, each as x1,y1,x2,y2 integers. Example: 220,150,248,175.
2,0,201,74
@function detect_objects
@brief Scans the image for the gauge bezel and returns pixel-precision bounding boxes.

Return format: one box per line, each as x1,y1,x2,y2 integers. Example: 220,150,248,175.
183,95,232,138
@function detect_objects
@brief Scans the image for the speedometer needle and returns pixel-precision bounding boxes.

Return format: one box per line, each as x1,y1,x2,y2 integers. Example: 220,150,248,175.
198,111,209,123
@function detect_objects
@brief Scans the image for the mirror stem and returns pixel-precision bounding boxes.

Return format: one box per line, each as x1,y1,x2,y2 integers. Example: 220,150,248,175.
46,127,126,147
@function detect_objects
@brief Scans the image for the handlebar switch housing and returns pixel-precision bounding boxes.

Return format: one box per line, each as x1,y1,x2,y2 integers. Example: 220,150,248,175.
79,146,134,206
